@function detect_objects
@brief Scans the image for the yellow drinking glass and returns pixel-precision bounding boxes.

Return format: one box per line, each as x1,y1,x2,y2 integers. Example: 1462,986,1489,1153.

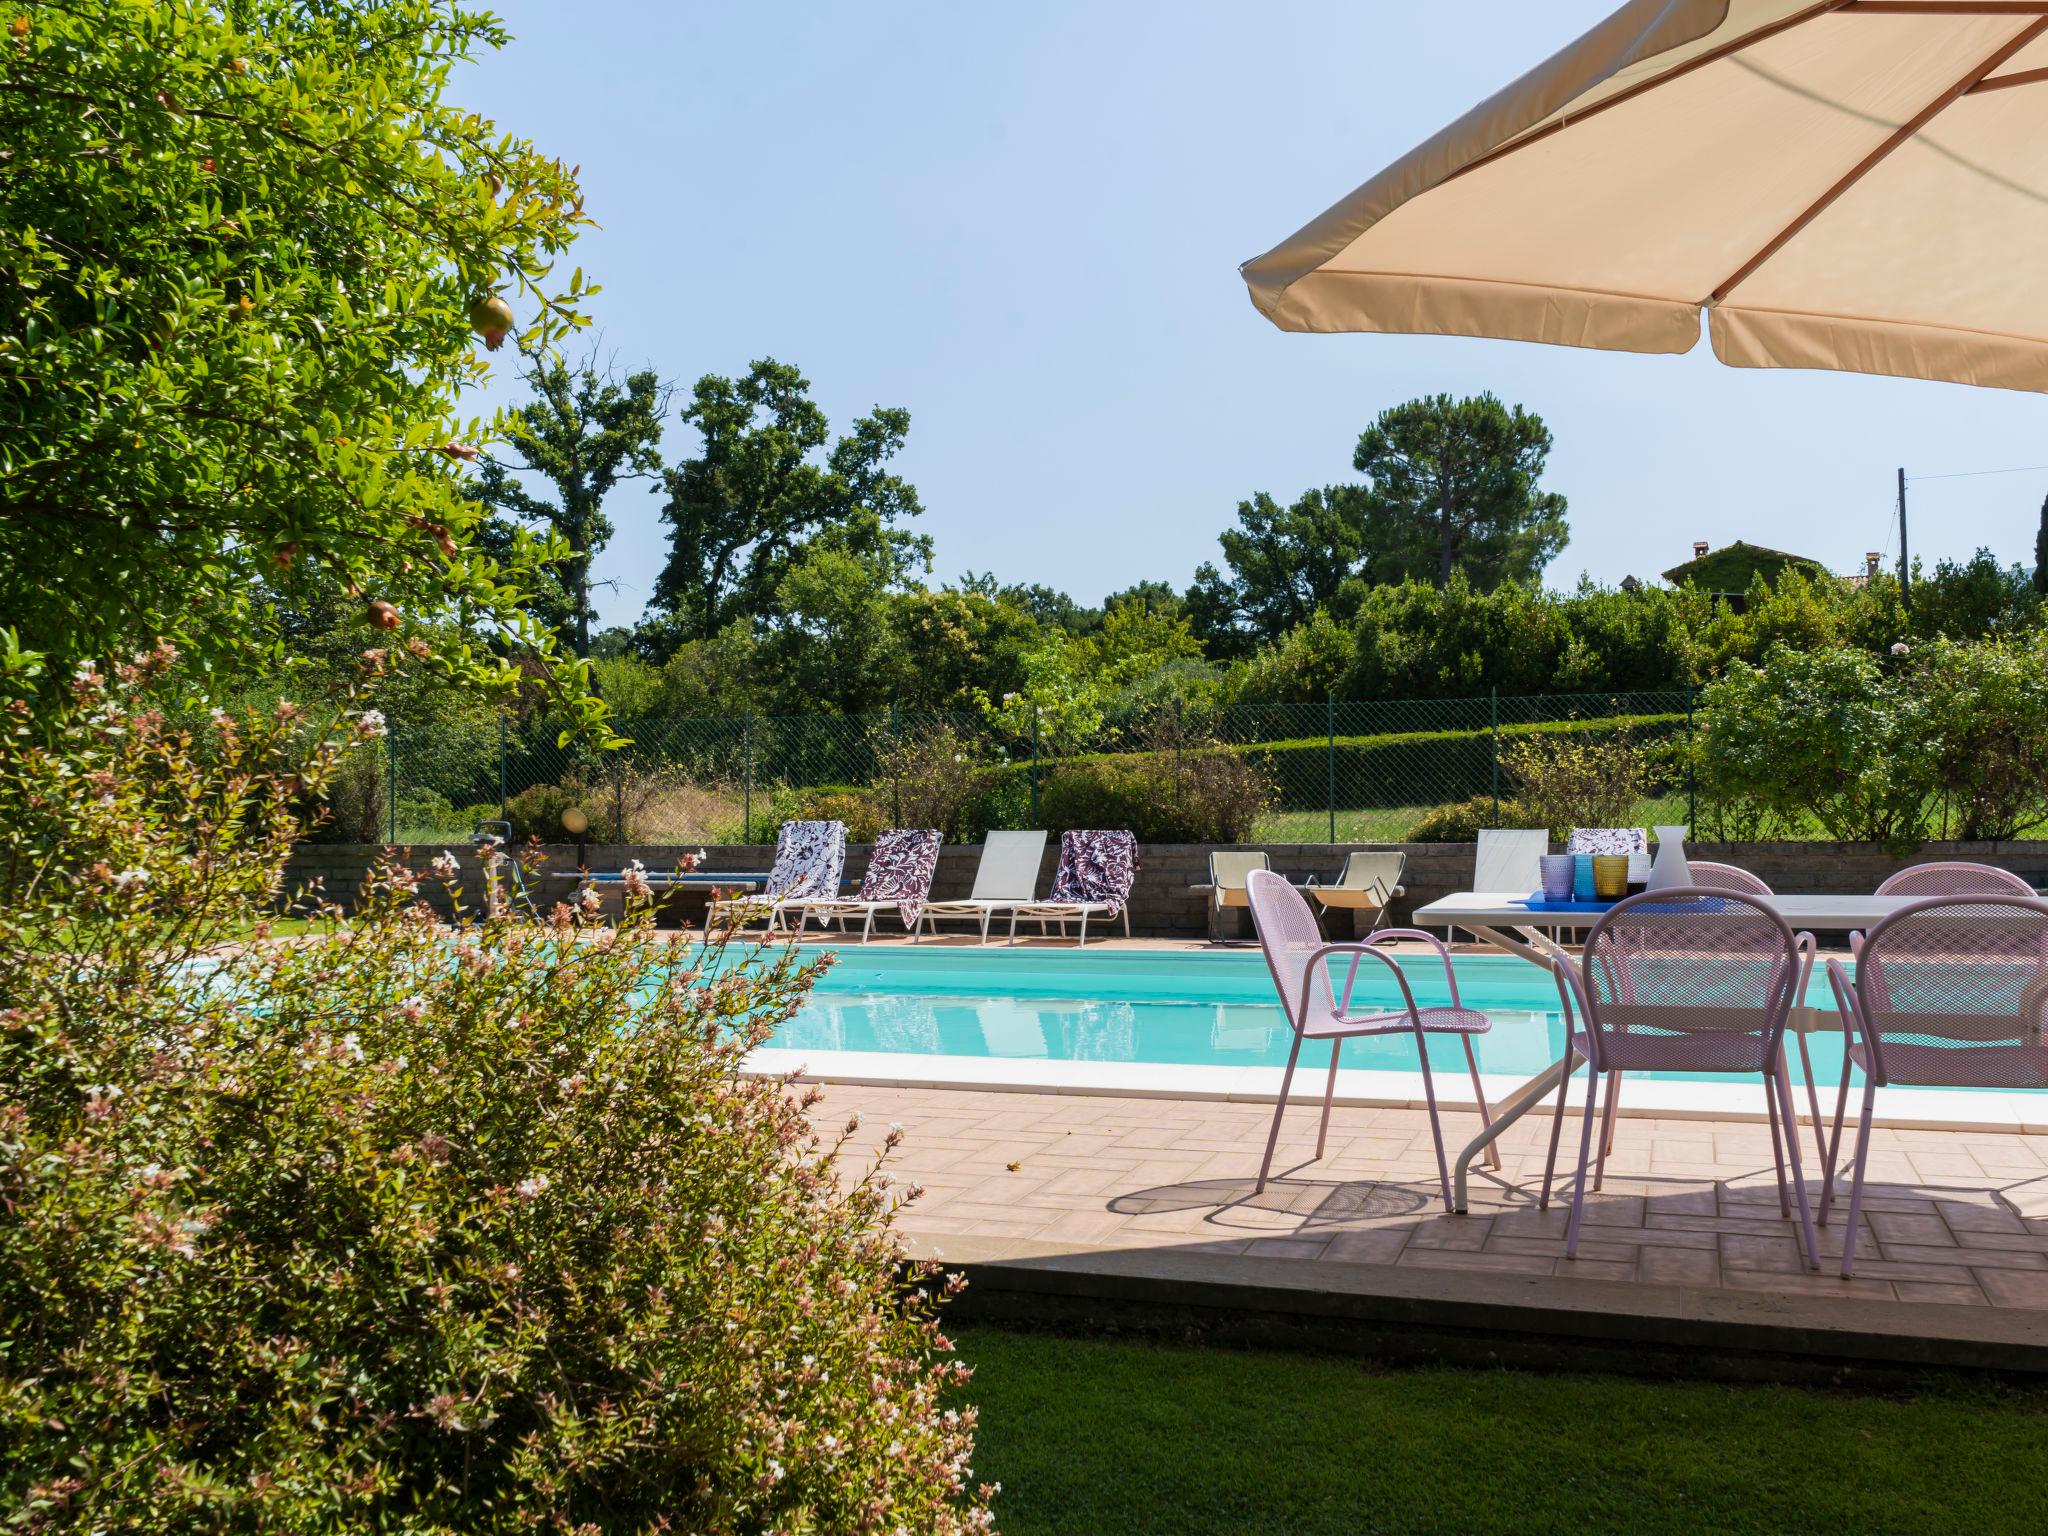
1592,855,1628,901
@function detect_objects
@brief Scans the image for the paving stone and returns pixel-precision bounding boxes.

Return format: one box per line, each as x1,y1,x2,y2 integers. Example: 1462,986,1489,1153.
802,1081,2048,1320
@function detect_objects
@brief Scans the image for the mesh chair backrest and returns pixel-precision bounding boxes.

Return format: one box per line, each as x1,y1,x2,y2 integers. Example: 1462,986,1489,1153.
1875,861,2033,898
767,820,846,899
968,829,1047,901
1853,896,2048,1087
1688,861,1772,896
1247,868,1333,1029
1581,889,1799,1068
1048,830,1139,913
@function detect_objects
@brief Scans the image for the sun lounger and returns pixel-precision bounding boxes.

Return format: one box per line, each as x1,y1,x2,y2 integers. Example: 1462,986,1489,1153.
706,820,846,933
787,828,941,943
1309,850,1406,936
1199,850,1270,941
1007,830,1138,947
916,829,1050,943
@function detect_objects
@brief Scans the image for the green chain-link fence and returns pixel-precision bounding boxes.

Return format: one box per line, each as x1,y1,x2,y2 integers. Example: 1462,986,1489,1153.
376,689,1695,847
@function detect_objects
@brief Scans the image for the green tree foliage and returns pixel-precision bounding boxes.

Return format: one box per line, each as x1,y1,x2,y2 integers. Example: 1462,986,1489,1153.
1186,486,1369,654
0,649,989,1532
0,0,606,731
645,359,927,652
1694,646,1935,846
1352,393,1569,590
477,349,671,655
1904,549,2040,645
1911,635,2048,840
2036,495,2048,596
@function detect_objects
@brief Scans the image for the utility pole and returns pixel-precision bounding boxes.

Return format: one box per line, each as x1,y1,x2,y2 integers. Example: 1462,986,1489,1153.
1897,466,1912,611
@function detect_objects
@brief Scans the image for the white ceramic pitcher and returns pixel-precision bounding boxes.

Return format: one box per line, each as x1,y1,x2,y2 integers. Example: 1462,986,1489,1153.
1643,825,1692,891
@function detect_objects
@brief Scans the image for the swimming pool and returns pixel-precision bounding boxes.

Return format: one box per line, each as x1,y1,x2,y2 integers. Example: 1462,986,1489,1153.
764,946,1854,1085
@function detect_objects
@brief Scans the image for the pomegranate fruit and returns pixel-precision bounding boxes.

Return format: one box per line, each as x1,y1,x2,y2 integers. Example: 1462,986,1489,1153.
467,293,513,351
366,599,400,630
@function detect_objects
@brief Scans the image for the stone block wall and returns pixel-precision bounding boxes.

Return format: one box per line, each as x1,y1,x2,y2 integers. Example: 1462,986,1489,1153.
284,838,2048,938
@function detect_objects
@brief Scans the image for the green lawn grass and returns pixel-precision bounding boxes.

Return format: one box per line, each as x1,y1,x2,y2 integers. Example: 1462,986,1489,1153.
955,1328,2048,1535
1254,793,1691,845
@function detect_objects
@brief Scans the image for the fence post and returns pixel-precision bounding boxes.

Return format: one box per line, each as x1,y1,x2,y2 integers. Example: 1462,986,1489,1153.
497,714,507,823
1326,697,1337,846
613,748,626,844
1028,704,1040,826
1489,687,1500,828
889,699,902,826
386,725,397,844
742,712,754,841
1685,685,1696,830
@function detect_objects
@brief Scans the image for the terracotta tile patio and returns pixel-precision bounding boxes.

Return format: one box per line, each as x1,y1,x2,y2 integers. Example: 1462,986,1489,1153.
820,1084,2048,1311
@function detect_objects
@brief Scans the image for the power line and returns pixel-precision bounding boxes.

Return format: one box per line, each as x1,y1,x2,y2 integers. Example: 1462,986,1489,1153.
1907,463,2048,483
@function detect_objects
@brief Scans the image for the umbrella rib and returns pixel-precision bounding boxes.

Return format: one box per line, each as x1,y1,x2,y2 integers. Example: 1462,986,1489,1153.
1709,16,2048,304
1970,64,2048,92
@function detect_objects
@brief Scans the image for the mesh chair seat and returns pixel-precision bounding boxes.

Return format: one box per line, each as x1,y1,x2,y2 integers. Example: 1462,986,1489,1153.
1569,1026,1769,1073
1312,1004,1492,1040
1847,1037,2048,1089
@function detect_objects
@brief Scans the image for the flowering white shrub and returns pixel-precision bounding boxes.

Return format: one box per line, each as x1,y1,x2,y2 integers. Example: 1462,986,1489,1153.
0,643,990,1533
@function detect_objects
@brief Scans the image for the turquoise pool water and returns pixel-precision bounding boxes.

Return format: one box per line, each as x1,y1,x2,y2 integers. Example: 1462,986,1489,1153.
765,948,1859,1085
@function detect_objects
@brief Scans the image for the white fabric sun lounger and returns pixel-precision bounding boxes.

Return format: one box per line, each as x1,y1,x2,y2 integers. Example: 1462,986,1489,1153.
1006,830,1138,948
915,830,1048,943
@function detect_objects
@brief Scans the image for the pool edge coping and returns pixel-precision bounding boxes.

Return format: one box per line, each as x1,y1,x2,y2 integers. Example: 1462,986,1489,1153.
746,1048,2048,1135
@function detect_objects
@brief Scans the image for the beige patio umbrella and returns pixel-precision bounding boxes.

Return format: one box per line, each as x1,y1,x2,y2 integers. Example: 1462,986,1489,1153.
1242,0,2048,391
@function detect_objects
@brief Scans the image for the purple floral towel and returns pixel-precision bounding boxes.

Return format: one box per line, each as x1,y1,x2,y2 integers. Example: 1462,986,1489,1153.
1048,830,1139,915
768,820,846,900
859,828,941,926
1566,827,1647,856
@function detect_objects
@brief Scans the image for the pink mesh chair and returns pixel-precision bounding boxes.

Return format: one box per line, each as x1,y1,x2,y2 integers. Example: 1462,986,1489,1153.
1678,863,1827,1169
1245,869,1495,1210
1875,862,2033,898
1543,889,1820,1267
1687,861,1770,896
1823,895,2048,1276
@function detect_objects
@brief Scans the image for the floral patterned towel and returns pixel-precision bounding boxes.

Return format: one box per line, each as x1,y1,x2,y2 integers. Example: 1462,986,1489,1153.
857,828,942,927
1047,830,1139,915
767,820,846,901
1566,827,1647,856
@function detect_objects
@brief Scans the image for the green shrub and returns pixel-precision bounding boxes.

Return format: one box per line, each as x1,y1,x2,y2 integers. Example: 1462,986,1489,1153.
875,721,996,842
1038,719,1271,842
1406,795,1543,842
1502,726,1653,840
298,738,388,843
0,648,989,1533
1695,646,1934,848
503,775,621,843
960,767,1033,845
1912,636,2048,840
755,785,886,844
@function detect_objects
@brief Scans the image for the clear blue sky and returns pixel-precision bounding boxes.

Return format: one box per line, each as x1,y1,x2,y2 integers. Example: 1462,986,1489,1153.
458,1,2048,631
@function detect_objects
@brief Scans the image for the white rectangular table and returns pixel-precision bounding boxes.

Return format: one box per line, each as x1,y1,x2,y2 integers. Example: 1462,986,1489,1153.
1408,890,1926,1212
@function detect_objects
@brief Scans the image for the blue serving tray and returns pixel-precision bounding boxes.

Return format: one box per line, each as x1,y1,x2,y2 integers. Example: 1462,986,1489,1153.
1515,895,1617,912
